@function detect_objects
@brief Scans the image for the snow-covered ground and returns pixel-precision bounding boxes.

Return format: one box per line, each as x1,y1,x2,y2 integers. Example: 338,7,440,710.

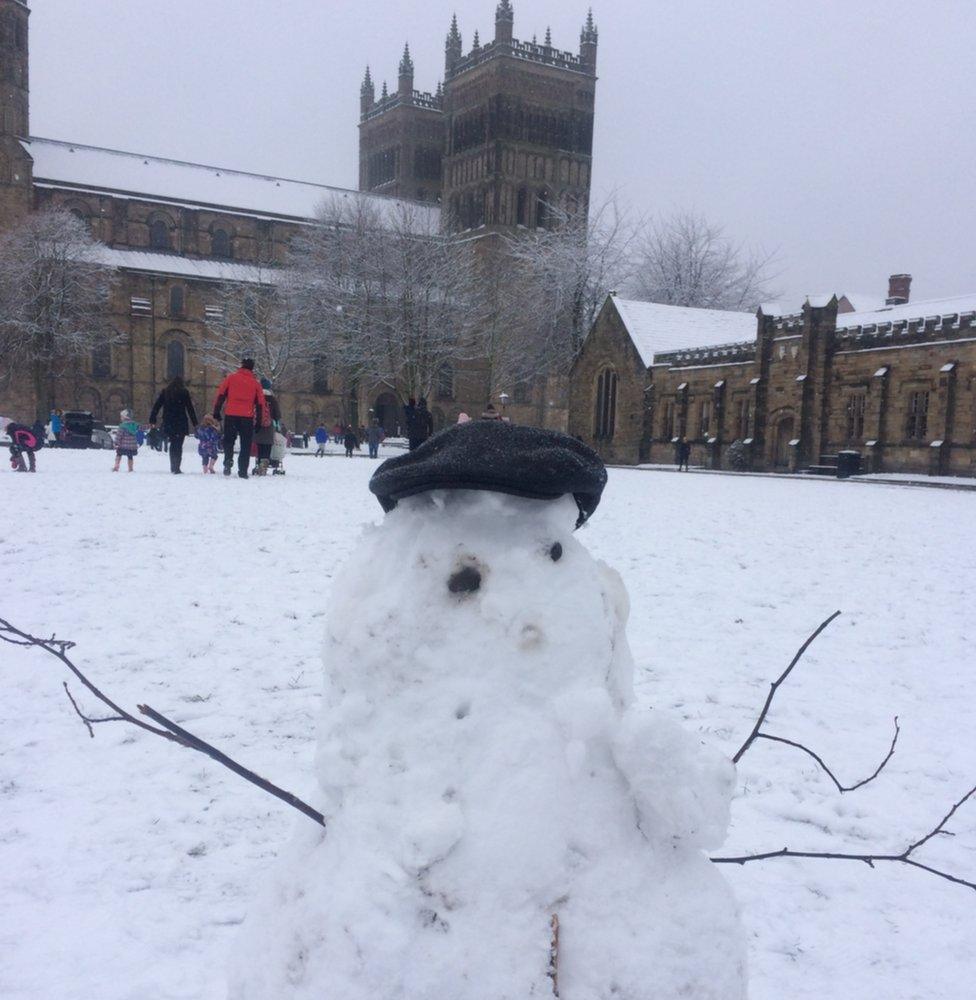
2,446,974,999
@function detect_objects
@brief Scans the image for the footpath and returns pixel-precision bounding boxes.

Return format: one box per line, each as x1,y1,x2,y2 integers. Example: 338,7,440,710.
617,463,976,493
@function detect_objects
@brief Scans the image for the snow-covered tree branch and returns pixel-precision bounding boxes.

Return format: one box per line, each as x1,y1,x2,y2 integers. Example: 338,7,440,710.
0,207,118,416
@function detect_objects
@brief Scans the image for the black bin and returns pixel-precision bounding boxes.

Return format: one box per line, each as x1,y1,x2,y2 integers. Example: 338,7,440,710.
836,449,861,479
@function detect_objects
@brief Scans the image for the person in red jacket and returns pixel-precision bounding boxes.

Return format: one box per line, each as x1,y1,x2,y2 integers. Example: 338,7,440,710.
212,358,268,478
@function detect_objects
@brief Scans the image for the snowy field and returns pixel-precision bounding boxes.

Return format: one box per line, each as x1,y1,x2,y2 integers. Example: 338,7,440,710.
2,447,975,999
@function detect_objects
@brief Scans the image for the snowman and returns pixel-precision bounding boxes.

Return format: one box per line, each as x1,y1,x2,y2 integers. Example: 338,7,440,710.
229,421,747,1000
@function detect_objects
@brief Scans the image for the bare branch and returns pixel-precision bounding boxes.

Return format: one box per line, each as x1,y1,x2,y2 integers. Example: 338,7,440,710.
711,783,976,893
757,716,900,794
733,611,842,764
2,617,325,827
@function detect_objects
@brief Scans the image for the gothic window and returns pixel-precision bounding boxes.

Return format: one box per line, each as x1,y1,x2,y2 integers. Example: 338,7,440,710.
663,400,675,440
513,381,532,404
594,368,618,440
436,364,454,400
211,228,231,259
92,341,111,379
169,285,185,317
736,397,751,440
312,356,329,393
149,218,171,251
166,340,185,381
698,400,712,439
536,190,550,229
845,390,866,441
905,390,929,441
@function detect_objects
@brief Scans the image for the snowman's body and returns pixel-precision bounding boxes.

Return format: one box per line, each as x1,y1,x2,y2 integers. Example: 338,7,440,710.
230,491,746,1000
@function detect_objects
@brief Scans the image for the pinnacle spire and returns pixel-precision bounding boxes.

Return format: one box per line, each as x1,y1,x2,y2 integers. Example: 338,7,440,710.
399,42,414,75
361,65,373,93
544,26,552,47
496,0,514,21
581,8,598,41
472,28,481,49
381,80,388,99
447,12,462,46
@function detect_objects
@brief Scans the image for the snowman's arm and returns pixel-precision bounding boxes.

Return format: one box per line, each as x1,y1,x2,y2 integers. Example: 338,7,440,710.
612,708,735,851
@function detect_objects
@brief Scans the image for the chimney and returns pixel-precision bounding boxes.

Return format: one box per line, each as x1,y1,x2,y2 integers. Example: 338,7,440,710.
886,273,911,306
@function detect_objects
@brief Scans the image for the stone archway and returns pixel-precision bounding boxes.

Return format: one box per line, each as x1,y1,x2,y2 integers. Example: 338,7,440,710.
373,392,400,436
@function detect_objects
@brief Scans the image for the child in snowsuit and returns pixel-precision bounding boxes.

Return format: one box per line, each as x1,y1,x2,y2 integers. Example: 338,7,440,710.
5,421,40,472
195,415,222,473
314,424,328,457
113,410,140,472
343,426,358,458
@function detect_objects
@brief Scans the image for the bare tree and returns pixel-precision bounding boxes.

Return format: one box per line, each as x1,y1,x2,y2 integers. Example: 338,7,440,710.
500,195,637,379
0,207,117,417
289,193,479,406
200,266,322,392
628,211,777,312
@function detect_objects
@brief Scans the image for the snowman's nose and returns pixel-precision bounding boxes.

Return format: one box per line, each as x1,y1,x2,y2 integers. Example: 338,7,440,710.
448,565,482,594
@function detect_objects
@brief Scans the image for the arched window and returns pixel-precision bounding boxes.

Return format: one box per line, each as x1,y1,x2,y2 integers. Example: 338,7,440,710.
211,228,231,258
92,341,111,379
536,190,550,229
594,368,618,440
166,340,185,380
169,285,185,317
149,218,170,251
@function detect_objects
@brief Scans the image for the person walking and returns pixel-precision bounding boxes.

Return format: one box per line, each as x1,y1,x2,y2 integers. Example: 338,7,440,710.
314,424,328,457
195,415,222,473
49,409,62,447
677,437,691,472
366,418,383,459
112,409,140,472
343,425,358,458
212,358,267,479
302,430,310,449
252,377,282,476
149,376,198,474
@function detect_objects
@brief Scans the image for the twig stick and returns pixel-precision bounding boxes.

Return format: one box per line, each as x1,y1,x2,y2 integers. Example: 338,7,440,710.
756,716,900,793
712,783,976,892
548,913,560,998
733,610,841,764
2,617,326,827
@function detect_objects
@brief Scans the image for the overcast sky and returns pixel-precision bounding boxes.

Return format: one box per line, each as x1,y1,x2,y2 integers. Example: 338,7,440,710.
29,0,976,305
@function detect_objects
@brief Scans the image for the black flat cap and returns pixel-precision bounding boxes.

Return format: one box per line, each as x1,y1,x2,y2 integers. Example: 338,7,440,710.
369,421,608,528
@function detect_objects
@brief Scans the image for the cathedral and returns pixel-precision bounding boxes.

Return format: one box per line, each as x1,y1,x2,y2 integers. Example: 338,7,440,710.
0,0,595,431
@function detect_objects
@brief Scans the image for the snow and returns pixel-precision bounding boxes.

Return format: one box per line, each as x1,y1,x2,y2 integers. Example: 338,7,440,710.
230,489,745,1000
25,137,441,230
3,448,976,999
836,293,976,331
609,294,757,366
90,246,275,285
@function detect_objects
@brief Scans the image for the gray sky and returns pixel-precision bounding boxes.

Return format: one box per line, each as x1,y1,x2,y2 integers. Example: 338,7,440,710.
29,0,976,305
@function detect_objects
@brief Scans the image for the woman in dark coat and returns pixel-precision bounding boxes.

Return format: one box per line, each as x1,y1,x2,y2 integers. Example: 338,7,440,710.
149,376,198,474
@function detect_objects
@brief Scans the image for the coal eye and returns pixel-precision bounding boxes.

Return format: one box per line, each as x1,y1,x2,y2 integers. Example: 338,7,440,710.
549,542,563,562
448,566,481,594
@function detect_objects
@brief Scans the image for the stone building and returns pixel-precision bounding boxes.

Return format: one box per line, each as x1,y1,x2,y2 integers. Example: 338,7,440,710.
359,1,597,232
570,280,976,477
0,0,589,430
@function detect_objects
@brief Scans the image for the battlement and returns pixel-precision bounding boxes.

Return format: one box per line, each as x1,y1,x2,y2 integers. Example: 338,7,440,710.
446,36,591,81
834,311,976,353
361,89,444,123
656,341,757,368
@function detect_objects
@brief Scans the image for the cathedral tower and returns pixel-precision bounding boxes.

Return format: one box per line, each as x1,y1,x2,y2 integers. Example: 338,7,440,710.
357,42,444,203
441,3,597,232
0,0,33,226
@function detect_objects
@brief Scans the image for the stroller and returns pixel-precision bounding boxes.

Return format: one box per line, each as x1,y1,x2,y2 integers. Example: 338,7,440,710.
270,430,287,476
61,411,94,449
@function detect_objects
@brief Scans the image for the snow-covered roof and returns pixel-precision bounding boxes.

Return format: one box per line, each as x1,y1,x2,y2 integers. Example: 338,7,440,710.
24,137,440,230
836,294,976,330
838,292,887,314
91,246,275,285
609,295,757,366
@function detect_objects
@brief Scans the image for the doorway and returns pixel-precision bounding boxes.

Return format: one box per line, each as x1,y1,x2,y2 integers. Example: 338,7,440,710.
773,416,795,468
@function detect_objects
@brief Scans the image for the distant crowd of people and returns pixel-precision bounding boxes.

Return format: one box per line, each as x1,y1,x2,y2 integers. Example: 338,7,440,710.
4,365,517,475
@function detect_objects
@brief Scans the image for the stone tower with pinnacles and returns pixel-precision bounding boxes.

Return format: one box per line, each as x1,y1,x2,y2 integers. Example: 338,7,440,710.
0,0,33,228
359,2,598,233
